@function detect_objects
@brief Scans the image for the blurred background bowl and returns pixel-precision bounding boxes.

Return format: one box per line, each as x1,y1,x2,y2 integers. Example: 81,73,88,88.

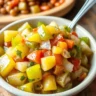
0,0,75,23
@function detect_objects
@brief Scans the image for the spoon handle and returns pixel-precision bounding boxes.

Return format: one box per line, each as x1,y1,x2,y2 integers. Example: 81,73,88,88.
69,0,96,30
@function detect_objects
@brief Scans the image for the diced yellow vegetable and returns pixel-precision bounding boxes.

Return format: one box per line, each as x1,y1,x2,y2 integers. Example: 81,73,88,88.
0,33,4,46
38,25,52,41
41,56,56,71
0,54,15,77
12,34,23,47
12,43,29,59
43,75,57,91
46,25,60,35
18,22,32,32
52,46,63,54
15,62,29,72
57,41,67,50
7,72,27,86
27,33,41,43
4,30,18,42
0,47,4,56
26,64,42,82
19,82,34,92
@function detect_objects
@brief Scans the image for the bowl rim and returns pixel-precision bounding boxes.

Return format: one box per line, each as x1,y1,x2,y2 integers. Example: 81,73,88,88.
0,16,96,96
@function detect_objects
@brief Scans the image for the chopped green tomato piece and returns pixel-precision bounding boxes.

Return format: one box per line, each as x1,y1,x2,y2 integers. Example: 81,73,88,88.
37,21,46,27
38,25,52,40
0,54,15,77
26,64,42,82
41,56,56,71
46,25,60,35
0,33,4,46
18,22,32,32
43,75,57,91
80,37,90,45
4,30,18,42
7,73,27,86
12,43,29,59
15,62,29,72
30,5,40,13
0,47,5,56
12,34,23,47
19,82,34,92
27,33,41,43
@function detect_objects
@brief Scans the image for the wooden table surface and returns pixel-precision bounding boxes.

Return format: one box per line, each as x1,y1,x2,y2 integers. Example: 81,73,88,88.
0,0,96,96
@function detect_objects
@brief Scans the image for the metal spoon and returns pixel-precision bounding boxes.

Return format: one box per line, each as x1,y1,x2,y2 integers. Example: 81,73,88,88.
69,0,96,30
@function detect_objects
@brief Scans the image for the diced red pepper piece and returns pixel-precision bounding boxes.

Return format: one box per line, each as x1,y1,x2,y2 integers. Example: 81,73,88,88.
69,58,81,72
27,50,43,64
65,39,74,49
71,32,78,37
54,54,63,65
50,34,65,46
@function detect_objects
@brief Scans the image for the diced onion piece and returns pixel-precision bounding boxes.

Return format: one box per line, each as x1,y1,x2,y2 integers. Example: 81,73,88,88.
40,40,51,50
62,49,71,58
71,35,80,45
56,73,68,88
63,59,74,72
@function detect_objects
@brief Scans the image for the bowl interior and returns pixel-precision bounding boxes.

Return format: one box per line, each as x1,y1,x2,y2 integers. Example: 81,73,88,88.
0,16,96,96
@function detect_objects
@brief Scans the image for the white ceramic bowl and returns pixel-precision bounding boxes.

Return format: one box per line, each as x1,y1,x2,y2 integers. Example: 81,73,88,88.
0,16,96,96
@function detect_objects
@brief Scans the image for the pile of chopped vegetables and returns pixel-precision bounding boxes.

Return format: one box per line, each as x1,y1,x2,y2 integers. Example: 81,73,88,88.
0,21,93,94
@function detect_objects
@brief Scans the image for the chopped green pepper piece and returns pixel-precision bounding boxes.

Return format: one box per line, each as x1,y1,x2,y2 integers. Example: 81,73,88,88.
37,21,46,27
38,25,52,40
80,37,90,45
